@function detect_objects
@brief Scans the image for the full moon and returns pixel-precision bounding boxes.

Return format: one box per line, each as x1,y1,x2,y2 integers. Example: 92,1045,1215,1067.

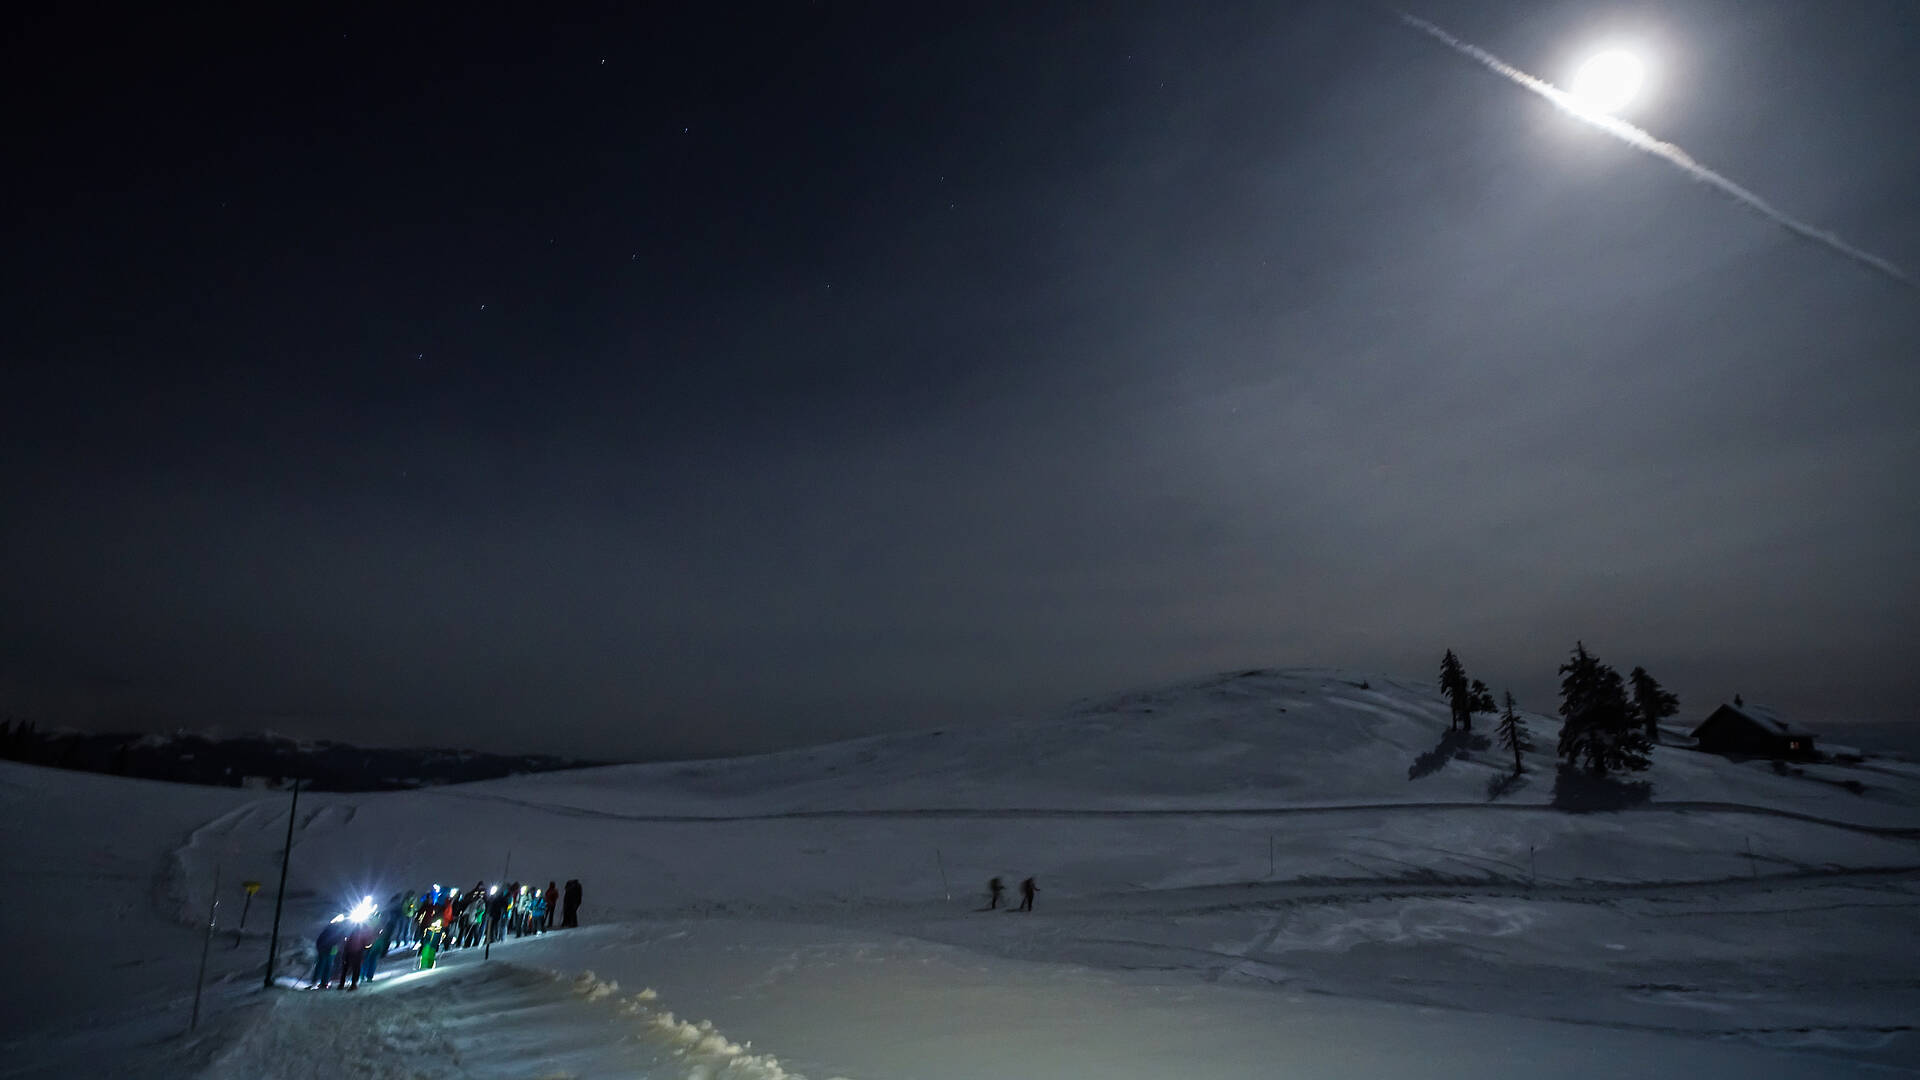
1567,48,1647,115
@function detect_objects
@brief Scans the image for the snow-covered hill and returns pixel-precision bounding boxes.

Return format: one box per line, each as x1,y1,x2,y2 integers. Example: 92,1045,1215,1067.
473,667,1920,823
5,667,1918,1078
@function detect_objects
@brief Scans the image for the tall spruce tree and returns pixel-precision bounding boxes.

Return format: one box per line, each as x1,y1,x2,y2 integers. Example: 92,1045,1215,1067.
1439,649,1476,731
1556,642,1652,778
1497,690,1531,775
1628,666,1680,741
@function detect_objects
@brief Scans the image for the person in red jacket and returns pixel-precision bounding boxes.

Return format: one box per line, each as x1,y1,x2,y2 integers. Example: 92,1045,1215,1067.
544,882,559,931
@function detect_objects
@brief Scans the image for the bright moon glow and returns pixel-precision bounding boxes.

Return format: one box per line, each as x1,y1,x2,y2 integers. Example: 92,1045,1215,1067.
1567,48,1646,115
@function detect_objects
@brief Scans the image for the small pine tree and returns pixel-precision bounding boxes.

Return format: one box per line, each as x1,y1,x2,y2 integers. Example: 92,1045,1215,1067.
1469,679,1497,731
1497,690,1531,775
1628,666,1679,741
1439,650,1469,731
1556,641,1652,779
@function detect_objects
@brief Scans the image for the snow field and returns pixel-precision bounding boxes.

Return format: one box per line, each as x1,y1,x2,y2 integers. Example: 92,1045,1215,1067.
6,667,1920,1076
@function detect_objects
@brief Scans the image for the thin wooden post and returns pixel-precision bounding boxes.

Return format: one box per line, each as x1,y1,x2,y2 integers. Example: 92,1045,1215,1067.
263,779,299,989
191,865,221,1030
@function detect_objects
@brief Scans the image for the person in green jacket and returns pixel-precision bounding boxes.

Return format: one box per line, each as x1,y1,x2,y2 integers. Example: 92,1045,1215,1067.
418,917,445,970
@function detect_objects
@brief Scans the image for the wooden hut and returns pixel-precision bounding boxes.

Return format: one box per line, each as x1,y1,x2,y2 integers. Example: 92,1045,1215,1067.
1690,703,1815,759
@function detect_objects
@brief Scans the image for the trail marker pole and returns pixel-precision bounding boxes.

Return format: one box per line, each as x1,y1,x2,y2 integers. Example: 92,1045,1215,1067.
234,880,262,948
934,848,951,901
238,881,261,930
263,779,300,989
1529,845,1536,889
1268,834,1275,879
190,865,221,1031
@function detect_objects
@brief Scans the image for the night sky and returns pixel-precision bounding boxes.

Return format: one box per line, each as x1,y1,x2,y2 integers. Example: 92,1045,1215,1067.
5,1,1916,759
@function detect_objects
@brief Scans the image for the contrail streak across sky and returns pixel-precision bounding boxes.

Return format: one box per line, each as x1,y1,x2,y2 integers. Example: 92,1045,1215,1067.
1398,11,1918,292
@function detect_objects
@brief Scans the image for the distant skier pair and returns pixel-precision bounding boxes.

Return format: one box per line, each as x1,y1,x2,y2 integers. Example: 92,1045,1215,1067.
985,876,1038,912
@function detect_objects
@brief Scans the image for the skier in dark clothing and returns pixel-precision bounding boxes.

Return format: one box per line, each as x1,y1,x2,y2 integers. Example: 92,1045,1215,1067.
447,891,466,950
444,888,467,950
544,881,559,931
384,893,406,946
561,879,582,928
487,886,510,943
417,885,443,945
455,882,479,946
986,877,1005,910
361,915,393,984
339,919,375,989
1018,877,1037,912
312,915,348,988
466,895,486,947
463,881,486,946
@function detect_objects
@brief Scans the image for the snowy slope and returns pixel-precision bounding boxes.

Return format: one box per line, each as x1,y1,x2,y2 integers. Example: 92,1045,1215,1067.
5,666,1919,1078
469,668,1920,822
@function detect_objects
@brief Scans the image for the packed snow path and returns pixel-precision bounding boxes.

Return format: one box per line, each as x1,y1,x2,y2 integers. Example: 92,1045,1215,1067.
199,921,1912,1079
205,958,846,1080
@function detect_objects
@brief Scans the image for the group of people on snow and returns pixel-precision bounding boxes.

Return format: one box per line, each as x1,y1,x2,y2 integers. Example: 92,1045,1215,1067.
310,871,1043,989
985,876,1038,912
310,877,584,989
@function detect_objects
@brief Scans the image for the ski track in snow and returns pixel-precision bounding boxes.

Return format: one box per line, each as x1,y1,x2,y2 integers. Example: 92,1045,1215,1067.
425,787,1920,837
